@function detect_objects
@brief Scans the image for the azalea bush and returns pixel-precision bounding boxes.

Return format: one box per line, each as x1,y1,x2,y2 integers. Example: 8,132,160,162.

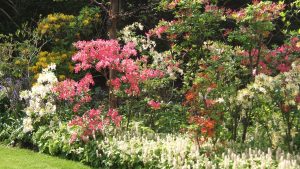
20,64,58,133
30,6,103,81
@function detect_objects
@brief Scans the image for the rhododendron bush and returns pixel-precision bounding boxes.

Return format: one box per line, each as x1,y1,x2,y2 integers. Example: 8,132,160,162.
51,37,173,141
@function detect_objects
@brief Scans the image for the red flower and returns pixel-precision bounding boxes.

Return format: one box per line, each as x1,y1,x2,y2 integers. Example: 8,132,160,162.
205,99,216,108
148,100,161,110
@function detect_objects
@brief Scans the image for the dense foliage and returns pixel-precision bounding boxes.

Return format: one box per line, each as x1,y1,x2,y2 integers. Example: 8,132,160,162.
1,0,300,168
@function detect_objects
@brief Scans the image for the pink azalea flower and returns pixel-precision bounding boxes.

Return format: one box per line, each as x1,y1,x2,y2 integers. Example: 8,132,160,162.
148,100,161,110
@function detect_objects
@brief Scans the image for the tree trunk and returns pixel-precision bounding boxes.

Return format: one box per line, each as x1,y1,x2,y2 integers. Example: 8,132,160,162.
233,111,238,141
242,110,249,143
242,122,248,143
108,0,119,108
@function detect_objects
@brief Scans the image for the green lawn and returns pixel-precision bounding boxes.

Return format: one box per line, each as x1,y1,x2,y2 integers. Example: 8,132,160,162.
0,145,92,169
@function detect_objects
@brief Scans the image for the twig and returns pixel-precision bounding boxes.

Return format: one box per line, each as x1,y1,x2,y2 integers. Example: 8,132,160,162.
91,0,109,13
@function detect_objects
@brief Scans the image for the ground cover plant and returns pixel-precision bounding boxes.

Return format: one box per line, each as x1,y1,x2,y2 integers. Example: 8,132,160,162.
1,0,300,168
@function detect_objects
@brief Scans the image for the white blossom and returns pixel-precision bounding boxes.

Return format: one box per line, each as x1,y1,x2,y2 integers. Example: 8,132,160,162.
23,117,33,133
21,64,58,132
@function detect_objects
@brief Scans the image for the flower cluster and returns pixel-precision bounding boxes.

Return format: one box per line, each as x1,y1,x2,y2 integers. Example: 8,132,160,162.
230,1,285,23
20,64,58,133
72,39,164,96
220,148,300,169
29,51,74,80
97,130,209,168
237,37,300,76
53,73,94,112
146,25,169,39
237,60,300,110
37,13,76,35
37,9,101,37
260,37,300,75
69,108,122,143
93,127,300,169
118,22,183,80
147,100,161,110
185,74,225,140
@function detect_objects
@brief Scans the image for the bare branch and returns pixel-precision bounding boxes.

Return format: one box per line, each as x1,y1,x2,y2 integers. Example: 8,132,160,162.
119,2,159,18
91,0,109,13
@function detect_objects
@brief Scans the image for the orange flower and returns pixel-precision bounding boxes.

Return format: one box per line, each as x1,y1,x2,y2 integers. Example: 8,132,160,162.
205,99,216,108
211,55,220,61
185,91,196,101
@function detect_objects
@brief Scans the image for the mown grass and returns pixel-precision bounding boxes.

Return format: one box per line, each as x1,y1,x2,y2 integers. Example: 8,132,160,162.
0,145,92,169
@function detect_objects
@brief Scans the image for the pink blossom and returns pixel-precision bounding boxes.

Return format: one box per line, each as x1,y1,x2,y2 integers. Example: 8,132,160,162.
140,69,164,81
73,103,81,113
53,73,95,112
148,100,161,110
205,5,219,12
107,109,122,127
69,132,78,144
155,25,168,38
111,78,121,90
69,39,164,96
277,63,291,73
68,108,122,143
121,42,137,57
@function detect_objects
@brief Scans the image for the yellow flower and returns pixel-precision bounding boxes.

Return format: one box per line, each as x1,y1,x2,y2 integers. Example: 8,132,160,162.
39,51,48,57
15,60,21,65
43,24,49,30
39,57,47,62
49,57,55,62
48,15,57,22
41,62,48,68
83,19,90,25
36,62,43,67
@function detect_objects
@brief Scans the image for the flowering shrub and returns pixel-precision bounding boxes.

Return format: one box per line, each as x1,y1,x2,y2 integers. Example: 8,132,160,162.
29,51,74,80
20,64,58,133
236,60,300,148
38,13,76,35
31,6,102,82
53,73,94,113
71,39,164,96
259,37,300,75
68,108,122,143
230,1,285,23
118,22,183,79
37,7,101,42
3,1,300,168
116,22,187,131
